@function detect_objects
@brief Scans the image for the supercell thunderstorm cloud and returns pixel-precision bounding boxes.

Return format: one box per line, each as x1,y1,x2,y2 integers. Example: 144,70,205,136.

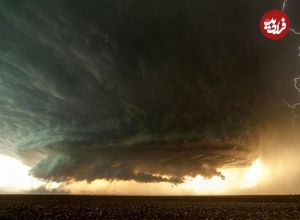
0,0,295,185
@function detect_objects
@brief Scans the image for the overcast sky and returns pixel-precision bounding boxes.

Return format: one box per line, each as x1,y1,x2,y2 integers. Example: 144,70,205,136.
1,0,300,194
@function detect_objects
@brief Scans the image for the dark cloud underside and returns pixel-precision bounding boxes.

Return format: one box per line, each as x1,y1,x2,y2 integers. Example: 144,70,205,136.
0,0,286,183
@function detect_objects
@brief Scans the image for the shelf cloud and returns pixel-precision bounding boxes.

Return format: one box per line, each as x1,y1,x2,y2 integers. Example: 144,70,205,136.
0,0,285,184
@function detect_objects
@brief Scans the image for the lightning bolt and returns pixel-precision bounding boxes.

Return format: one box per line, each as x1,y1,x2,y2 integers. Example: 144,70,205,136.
282,0,288,12
281,0,300,126
290,28,300,35
283,75,300,126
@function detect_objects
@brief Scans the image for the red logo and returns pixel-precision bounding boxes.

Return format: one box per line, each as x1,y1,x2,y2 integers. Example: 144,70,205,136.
260,10,290,40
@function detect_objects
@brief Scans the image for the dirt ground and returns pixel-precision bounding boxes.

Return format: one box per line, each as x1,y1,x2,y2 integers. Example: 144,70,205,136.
0,195,300,219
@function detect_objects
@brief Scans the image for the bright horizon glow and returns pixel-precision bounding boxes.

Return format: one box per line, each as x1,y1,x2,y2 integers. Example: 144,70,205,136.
0,154,43,192
241,159,263,188
0,155,266,194
182,158,264,194
183,176,226,194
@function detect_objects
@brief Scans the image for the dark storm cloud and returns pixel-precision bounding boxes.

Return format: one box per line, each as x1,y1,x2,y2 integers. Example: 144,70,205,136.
0,0,285,183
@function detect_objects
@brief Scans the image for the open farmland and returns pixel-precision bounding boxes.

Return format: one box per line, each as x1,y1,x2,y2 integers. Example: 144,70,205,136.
0,195,300,219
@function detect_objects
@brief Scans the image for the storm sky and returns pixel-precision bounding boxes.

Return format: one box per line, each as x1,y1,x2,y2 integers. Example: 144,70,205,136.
1,0,300,192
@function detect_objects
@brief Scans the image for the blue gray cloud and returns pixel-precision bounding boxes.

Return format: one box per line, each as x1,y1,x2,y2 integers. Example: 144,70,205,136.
0,0,287,183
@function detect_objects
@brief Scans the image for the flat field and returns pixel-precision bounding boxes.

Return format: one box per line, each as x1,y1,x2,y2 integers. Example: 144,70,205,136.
0,195,299,219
